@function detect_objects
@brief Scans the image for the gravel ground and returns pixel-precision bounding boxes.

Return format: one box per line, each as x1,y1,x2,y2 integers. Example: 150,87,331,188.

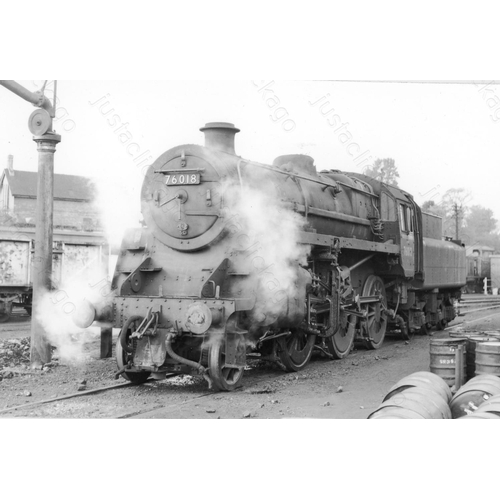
2,304,500,419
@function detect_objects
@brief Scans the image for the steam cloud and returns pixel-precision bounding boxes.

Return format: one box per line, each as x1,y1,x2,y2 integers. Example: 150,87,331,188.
35,268,113,364
92,173,143,250
222,173,311,330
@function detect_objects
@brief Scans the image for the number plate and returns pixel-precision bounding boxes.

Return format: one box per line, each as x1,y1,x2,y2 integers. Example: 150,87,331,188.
165,173,200,186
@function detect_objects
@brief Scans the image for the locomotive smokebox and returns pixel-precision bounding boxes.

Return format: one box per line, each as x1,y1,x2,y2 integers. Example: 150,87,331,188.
200,122,240,154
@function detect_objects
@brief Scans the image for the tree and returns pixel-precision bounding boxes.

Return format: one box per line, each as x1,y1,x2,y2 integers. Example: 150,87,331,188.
463,205,499,248
440,188,471,240
364,158,399,186
421,190,500,250
466,205,497,238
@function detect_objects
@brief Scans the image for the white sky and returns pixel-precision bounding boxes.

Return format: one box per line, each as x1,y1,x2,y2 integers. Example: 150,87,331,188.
1,80,499,243
0,79,500,244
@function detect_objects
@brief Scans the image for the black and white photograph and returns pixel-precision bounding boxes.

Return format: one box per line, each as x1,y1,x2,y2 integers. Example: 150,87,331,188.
2,78,500,420
2,2,499,498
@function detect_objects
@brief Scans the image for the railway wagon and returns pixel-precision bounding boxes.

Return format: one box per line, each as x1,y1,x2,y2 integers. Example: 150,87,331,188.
78,122,466,391
465,245,495,293
0,229,108,322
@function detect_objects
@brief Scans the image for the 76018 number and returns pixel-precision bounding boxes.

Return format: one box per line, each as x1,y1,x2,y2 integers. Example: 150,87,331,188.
165,173,200,186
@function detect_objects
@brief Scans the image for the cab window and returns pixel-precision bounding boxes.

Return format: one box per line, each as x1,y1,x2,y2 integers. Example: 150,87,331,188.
399,204,407,232
406,206,413,232
399,203,414,233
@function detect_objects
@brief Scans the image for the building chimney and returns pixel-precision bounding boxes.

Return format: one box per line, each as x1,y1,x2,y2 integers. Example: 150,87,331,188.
7,155,14,175
200,122,240,154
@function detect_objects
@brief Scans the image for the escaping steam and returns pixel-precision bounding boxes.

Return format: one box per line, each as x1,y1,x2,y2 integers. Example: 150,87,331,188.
221,173,311,328
35,268,113,364
92,173,143,251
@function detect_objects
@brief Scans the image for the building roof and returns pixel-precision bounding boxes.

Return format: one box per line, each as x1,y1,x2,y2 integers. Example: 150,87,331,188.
2,169,95,201
466,244,495,256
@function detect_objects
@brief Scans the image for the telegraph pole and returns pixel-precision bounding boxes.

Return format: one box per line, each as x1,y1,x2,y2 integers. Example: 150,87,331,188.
0,80,59,367
452,202,462,240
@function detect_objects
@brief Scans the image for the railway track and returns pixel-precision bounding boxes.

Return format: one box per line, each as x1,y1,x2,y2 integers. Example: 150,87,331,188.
0,368,257,419
3,307,500,419
460,295,500,309
113,391,224,419
0,381,133,416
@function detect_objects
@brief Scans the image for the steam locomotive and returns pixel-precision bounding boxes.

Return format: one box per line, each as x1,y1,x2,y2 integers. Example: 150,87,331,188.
83,123,467,391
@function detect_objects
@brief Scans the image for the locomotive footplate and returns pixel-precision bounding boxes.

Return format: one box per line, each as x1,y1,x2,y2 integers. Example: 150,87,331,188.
115,297,251,376
114,296,244,336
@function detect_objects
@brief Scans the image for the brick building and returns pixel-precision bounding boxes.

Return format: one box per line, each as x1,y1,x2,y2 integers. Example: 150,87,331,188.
0,164,108,320
0,168,102,231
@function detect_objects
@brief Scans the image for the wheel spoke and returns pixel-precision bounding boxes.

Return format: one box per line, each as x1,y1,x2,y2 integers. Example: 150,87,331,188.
326,313,356,359
361,275,387,350
277,329,315,371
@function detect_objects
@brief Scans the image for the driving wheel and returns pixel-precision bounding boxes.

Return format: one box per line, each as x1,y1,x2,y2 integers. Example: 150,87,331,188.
361,275,388,350
277,328,316,371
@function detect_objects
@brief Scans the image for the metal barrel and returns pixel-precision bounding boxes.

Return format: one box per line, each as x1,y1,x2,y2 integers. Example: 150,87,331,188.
369,407,425,419
383,371,452,404
458,411,500,419
430,338,467,387
476,394,500,415
475,401,500,416
466,336,496,381
449,374,500,418
475,341,500,376
481,331,500,338
449,332,476,339
369,387,451,419
369,399,433,419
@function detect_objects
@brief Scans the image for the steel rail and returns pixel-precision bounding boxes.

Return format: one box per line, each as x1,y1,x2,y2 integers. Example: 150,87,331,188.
0,381,133,416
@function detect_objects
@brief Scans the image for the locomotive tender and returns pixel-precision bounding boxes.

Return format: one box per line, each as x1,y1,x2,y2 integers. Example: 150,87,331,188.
96,122,467,390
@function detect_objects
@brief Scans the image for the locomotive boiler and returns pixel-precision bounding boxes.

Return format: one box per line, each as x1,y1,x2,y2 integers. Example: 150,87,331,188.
83,122,466,391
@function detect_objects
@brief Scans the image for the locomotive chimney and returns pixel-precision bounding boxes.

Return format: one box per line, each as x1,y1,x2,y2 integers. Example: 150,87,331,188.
200,122,240,154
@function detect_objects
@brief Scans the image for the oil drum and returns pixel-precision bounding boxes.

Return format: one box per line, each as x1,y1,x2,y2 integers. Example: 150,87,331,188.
449,374,500,418
475,341,500,376
369,407,425,419
457,411,500,419
383,371,452,404
466,336,495,380
369,386,451,419
429,338,466,387
475,393,500,416
449,332,474,339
